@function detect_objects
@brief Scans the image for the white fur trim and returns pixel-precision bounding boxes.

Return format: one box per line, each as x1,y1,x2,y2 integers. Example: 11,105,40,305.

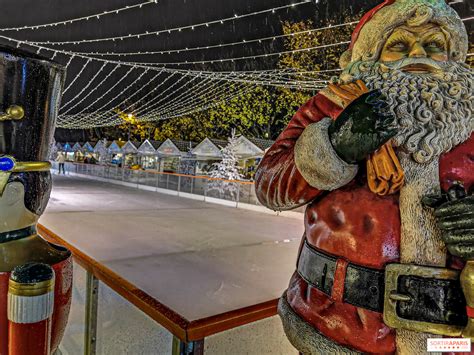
278,292,361,354
398,154,446,266
294,118,358,191
396,153,446,354
8,291,54,324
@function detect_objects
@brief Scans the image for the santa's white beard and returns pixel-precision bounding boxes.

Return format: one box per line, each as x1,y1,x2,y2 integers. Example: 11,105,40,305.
341,59,474,164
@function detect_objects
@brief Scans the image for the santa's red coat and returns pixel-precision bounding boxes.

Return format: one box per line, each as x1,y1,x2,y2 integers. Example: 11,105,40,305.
255,92,474,354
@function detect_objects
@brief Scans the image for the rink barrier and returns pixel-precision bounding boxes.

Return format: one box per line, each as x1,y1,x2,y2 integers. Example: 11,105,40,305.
38,224,283,354
51,161,304,219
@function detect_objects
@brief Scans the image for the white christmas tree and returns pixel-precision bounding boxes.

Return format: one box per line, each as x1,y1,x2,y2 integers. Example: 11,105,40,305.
97,138,108,165
208,130,243,199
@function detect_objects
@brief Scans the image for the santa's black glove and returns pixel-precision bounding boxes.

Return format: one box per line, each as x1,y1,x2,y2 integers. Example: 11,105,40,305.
423,183,474,260
328,90,397,164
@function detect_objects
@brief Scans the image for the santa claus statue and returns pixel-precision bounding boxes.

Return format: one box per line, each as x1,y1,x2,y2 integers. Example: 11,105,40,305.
255,0,473,353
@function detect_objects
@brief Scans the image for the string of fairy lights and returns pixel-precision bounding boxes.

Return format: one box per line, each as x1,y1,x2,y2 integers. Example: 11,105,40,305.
60,61,109,113
63,22,357,57
26,2,313,45
56,66,331,128
124,41,353,66
0,1,471,128
61,63,122,115
62,58,92,94
0,1,159,32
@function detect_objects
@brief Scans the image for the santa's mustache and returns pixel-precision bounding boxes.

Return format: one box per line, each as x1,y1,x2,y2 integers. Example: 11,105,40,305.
379,57,451,72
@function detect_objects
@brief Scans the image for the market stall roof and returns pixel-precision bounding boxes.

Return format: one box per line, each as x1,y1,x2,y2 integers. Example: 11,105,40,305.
248,137,274,152
157,139,181,156
93,140,108,154
82,142,95,153
234,136,264,158
56,135,273,160
108,140,123,154
112,140,126,148
122,140,138,154
138,139,159,155
192,138,222,158
72,142,83,152
62,142,74,153
170,139,198,153
209,138,229,149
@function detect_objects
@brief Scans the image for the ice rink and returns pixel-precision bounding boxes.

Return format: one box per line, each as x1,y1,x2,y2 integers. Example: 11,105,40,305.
41,174,304,321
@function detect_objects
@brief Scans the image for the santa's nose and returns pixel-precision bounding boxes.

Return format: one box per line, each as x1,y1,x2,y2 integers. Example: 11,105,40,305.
409,42,427,58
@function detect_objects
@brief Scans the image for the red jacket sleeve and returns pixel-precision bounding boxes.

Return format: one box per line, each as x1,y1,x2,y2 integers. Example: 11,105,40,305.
255,93,344,211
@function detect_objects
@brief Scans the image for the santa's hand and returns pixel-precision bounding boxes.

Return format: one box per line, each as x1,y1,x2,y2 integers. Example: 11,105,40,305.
423,184,474,260
328,90,397,164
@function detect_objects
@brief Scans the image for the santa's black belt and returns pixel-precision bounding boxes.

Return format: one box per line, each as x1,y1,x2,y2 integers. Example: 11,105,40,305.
297,240,468,329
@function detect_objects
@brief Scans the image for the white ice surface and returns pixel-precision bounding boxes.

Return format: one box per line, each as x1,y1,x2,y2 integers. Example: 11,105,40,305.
41,175,304,321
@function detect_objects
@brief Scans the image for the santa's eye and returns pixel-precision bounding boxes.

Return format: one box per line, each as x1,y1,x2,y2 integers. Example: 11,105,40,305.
387,40,409,51
424,41,445,50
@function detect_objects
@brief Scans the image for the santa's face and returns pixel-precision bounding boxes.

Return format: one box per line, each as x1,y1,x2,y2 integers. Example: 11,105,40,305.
380,23,449,66
340,22,473,164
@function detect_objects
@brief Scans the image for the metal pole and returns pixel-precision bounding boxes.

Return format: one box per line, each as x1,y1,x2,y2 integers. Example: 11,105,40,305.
84,271,99,355
172,336,204,355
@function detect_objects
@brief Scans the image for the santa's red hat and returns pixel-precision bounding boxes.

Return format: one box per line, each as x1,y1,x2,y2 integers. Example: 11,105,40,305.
339,0,468,68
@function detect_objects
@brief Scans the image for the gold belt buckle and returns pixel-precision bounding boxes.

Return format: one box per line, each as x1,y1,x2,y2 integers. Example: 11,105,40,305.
383,263,464,336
